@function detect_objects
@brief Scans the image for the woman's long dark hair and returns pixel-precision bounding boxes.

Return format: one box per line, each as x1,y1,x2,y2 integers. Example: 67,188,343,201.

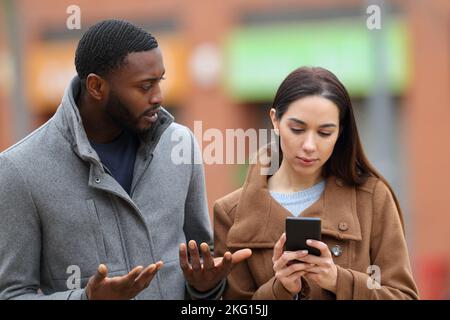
272,66,404,228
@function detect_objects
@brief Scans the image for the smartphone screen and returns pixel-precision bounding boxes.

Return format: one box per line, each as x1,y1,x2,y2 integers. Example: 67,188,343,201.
285,217,322,257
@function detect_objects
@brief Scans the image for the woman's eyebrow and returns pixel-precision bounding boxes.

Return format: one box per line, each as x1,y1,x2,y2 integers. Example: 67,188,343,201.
287,117,337,128
288,118,306,125
319,124,337,128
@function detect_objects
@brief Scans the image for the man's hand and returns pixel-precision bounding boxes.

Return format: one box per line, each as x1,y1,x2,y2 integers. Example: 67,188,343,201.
85,261,163,300
179,240,252,293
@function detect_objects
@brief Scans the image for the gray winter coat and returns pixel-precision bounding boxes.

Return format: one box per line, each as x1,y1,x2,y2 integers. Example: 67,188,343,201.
0,76,212,299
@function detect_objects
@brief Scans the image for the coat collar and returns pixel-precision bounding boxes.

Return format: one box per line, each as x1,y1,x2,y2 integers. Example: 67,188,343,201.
226,146,362,249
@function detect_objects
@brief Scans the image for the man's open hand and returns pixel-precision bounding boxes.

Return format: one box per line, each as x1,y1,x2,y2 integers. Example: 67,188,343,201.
179,240,252,293
85,261,163,300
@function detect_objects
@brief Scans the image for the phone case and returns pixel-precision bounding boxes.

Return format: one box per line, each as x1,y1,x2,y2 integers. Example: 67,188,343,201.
285,217,322,256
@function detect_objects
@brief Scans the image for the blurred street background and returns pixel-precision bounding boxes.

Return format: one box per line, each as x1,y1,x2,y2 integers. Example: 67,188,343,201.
1,0,449,299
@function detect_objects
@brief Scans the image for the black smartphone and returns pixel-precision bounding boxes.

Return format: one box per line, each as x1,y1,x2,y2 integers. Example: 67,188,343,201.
285,217,322,257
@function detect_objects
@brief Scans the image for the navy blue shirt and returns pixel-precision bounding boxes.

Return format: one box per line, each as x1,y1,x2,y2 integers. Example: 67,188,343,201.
90,130,140,194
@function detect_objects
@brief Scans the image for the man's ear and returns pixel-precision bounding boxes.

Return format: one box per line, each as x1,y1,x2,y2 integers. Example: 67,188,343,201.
85,73,108,101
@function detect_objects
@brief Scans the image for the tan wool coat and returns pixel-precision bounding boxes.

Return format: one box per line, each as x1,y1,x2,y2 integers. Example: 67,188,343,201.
214,159,419,300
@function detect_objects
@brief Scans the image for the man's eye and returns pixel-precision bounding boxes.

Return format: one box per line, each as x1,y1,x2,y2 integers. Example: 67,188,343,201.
141,84,152,91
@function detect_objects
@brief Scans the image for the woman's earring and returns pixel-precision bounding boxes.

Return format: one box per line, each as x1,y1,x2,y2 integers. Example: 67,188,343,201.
274,128,279,135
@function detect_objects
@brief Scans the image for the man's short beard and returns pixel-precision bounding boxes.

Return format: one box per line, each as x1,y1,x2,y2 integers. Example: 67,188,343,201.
105,91,150,136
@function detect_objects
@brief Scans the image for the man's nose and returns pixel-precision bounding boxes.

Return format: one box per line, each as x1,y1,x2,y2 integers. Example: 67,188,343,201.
150,84,163,105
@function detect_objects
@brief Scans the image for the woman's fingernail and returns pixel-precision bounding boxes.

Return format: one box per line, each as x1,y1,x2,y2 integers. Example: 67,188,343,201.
306,240,312,245
301,250,308,255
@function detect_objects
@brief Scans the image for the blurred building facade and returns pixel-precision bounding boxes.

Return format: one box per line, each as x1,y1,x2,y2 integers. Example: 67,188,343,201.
1,0,450,299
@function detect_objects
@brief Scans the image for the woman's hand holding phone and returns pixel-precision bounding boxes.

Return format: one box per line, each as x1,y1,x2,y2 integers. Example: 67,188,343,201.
299,239,338,294
272,233,314,295
283,217,338,294
272,233,338,296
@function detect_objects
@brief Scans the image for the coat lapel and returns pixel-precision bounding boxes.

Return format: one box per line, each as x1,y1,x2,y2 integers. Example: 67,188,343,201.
226,150,362,249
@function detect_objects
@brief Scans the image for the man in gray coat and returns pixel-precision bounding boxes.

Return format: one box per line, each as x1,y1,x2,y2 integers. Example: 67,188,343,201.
0,19,250,300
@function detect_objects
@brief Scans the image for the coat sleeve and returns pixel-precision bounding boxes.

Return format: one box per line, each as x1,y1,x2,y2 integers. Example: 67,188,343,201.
214,200,297,300
334,180,419,300
182,129,228,300
182,129,213,246
0,155,87,300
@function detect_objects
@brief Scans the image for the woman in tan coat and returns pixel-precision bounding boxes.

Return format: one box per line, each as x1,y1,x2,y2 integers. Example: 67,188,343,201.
214,67,419,300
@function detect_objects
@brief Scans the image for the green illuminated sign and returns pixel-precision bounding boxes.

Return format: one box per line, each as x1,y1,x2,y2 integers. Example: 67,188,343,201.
224,18,409,101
